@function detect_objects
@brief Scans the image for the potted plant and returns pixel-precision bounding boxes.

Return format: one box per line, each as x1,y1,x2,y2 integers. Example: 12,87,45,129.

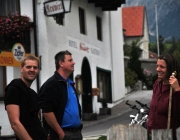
0,12,32,51
0,12,32,39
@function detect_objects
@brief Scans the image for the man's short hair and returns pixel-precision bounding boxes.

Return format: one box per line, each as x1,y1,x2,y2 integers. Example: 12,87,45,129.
21,54,40,68
54,50,72,70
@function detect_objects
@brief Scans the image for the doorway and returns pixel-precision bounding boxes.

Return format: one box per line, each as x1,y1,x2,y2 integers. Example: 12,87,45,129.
81,57,92,113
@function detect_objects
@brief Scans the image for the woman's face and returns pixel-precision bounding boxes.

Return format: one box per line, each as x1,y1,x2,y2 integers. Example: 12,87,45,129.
156,59,167,81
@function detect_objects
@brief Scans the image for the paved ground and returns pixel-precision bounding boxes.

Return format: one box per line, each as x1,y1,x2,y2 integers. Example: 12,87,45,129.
82,90,153,139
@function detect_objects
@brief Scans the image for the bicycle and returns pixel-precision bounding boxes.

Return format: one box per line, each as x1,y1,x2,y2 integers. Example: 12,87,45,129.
125,100,149,128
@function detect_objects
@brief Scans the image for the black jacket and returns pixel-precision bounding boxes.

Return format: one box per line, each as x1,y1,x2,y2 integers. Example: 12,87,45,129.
5,79,33,125
38,71,82,139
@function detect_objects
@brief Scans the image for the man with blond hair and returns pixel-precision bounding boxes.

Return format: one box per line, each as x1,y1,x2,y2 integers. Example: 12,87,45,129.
4,55,47,140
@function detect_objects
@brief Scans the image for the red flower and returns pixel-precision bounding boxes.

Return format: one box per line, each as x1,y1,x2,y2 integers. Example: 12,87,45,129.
0,12,32,38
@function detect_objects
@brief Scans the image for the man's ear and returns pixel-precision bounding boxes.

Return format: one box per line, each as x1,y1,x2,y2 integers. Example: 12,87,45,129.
20,66,23,73
59,60,63,67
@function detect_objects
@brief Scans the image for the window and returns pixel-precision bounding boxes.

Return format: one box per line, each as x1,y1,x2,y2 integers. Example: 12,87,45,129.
97,68,112,103
96,16,102,41
79,7,86,35
0,0,31,53
0,0,20,16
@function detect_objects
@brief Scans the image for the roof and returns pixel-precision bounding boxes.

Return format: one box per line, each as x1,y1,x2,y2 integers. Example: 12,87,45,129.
149,51,158,59
122,6,145,37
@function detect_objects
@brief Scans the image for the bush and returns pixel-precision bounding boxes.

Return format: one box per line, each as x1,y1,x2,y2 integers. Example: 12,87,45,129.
143,69,155,90
97,136,107,140
125,68,138,88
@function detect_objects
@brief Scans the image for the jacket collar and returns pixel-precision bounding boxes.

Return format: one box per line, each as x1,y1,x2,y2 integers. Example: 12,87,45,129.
54,71,74,84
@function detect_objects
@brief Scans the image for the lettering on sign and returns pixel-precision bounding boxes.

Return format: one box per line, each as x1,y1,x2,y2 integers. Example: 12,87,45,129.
13,43,25,62
91,48,100,56
44,1,64,16
0,56,13,65
79,42,89,53
69,40,78,49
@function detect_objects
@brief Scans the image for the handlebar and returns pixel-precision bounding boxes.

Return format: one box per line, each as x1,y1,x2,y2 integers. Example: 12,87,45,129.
135,100,150,110
126,100,139,111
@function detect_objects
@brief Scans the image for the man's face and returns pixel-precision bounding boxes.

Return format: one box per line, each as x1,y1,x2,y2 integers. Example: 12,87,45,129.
156,59,167,80
20,60,39,83
61,55,75,73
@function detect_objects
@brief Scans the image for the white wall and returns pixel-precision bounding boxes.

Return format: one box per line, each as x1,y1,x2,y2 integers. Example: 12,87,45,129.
109,9,125,102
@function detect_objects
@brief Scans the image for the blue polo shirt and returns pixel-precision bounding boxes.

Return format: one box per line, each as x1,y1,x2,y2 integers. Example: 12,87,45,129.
61,78,81,128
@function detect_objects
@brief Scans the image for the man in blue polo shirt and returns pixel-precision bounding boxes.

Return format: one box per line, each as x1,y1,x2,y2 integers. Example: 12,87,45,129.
38,50,83,140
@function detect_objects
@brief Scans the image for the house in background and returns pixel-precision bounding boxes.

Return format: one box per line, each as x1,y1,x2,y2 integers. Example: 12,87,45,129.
122,6,149,59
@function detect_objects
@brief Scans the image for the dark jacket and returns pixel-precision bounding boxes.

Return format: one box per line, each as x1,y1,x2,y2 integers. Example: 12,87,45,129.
38,71,82,139
147,80,180,140
4,79,47,140
5,79,33,125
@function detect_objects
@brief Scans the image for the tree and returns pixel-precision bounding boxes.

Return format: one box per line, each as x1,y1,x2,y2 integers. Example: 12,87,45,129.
169,36,177,54
159,35,165,55
123,43,131,56
127,40,144,80
173,40,180,64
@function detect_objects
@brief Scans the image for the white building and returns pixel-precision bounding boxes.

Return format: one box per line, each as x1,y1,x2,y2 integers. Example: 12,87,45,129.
0,0,125,137
122,6,150,59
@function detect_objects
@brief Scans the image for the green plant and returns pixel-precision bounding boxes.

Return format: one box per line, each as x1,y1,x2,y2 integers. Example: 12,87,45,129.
97,136,107,140
127,40,144,80
125,68,138,88
143,69,153,90
123,43,132,56
0,12,32,39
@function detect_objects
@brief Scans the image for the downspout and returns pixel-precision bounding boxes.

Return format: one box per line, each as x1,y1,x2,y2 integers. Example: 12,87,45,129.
108,11,114,100
32,0,40,91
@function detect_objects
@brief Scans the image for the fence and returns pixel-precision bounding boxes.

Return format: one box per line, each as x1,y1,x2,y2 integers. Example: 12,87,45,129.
107,124,180,140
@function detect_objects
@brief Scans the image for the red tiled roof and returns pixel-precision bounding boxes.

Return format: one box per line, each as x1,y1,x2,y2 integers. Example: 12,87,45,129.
122,6,145,37
149,51,158,59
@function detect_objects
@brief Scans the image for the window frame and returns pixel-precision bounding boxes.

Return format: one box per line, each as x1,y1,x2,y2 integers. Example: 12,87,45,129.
79,7,86,35
0,0,20,16
96,16,102,41
97,67,112,103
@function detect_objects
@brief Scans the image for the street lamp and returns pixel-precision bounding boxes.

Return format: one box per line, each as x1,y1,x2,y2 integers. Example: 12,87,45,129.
44,0,72,24
63,0,72,13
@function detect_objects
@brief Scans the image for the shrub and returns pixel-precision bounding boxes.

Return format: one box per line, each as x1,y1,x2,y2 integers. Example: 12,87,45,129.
97,136,107,140
125,68,138,88
143,69,154,90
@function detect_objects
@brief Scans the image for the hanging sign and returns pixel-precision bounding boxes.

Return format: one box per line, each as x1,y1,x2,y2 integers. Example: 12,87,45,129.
44,0,64,16
0,43,29,67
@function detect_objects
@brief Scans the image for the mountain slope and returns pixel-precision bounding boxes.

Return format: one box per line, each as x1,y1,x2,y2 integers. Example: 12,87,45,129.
122,0,180,42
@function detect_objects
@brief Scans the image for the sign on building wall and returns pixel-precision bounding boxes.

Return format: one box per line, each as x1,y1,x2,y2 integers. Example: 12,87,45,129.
0,43,30,66
67,36,101,56
44,0,64,16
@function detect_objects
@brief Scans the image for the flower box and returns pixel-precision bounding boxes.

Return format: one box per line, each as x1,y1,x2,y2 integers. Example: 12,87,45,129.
0,12,32,39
